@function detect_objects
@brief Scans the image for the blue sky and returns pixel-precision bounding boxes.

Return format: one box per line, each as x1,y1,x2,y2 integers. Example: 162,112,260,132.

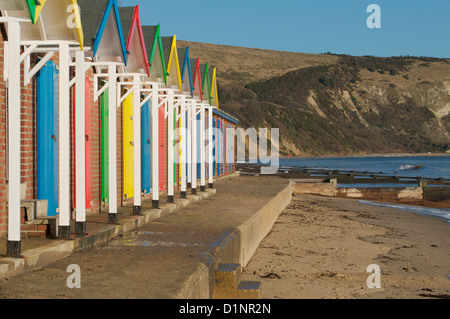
120,0,450,58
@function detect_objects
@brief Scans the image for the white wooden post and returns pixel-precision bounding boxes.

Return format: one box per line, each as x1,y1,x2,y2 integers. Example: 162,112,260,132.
187,102,192,188
58,42,71,239
167,89,175,203
200,104,206,191
108,64,118,223
191,100,197,194
151,82,160,208
208,107,214,188
6,21,21,256
133,74,142,215
75,50,86,235
180,95,187,198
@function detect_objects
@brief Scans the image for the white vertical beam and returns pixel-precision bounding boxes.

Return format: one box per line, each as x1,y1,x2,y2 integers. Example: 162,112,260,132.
191,100,197,194
108,64,118,223
133,75,142,214
151,83,160,208
208,107,214,188
200,104,206,191
58,42,71,239
180,95,187,197
6,21,21,256
75,50,86,235
187,102,192,186
167,89,174,202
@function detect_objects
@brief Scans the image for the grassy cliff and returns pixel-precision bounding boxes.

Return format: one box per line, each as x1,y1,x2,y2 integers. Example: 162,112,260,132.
179,41,450,156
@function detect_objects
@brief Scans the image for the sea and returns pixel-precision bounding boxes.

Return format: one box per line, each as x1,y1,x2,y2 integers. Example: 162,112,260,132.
279,155,450,223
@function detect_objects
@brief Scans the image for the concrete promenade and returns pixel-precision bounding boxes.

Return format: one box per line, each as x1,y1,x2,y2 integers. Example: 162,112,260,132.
0,175,292,299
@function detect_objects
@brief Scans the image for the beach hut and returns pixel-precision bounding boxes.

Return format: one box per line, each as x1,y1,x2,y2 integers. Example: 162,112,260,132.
161,35,183,203
0,0,35,257
117,6,136,208
178,48,193,189
189,57,203,194
117,5,150,215
1,0,84,254
78,0,127,225
198,63,211,190
205,65,217,188
208,66,221,180
177,47,194,197
143,24,167,208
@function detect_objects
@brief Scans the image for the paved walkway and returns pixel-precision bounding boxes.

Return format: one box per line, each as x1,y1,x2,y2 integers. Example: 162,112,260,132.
0,175,292,299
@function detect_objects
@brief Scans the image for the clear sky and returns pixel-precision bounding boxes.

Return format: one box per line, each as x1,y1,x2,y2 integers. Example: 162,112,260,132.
120,0,450,58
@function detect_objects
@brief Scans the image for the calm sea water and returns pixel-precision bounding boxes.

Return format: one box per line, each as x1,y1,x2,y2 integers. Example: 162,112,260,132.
279,155,450,180
279,155,450,223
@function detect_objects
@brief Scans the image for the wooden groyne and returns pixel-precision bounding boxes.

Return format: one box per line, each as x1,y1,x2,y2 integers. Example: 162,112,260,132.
237,164,450,208
237,164,450,186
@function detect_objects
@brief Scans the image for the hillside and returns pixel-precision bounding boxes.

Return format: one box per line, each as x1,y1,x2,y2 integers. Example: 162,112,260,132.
178,41,450,156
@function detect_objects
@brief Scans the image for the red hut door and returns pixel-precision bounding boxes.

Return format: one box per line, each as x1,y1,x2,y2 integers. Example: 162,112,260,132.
159,101,165,191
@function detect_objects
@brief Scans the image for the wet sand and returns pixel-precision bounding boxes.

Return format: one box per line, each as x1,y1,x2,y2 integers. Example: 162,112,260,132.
241,194,450,299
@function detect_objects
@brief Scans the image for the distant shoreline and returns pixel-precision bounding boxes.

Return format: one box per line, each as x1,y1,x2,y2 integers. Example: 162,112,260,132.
281,153,450,160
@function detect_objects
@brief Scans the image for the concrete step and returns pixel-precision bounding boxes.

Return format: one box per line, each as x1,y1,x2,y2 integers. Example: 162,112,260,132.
215,263,241,290
237,281,262,299
214,263,262,299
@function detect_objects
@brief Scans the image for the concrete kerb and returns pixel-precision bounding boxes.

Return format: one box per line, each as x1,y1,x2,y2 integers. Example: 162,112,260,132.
173,180,293,299
0,188,217,281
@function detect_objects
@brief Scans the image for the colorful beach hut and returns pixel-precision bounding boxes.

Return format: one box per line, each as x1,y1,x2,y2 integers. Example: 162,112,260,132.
198,63,211,190
78,0,127,224
1,0,84,254
161,35,183,203
178,48,193,190
118,5,150,215
189,57,203,194
177,47,194,197
143,24,167,208
204,65,217,188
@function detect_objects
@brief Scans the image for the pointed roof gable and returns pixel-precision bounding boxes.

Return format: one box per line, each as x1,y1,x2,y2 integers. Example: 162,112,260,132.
210,67,219,108
2,0,84,49
29,0,46,24
79,0,127,63
161,35,182,91
178,46,193,96
190,57,202,100
143,24,167,83
201,63,211,104
120,5,149,75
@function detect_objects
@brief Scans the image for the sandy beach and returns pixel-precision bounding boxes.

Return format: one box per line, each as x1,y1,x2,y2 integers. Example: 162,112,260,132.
240,193,450,299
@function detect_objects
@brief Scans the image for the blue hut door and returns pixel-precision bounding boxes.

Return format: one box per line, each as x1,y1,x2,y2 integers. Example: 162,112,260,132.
141,100,152,194
213,118,216,177
36,61,59,217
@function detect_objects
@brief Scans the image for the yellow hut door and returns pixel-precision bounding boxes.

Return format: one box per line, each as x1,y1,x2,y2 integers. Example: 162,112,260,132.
123,93,134,200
